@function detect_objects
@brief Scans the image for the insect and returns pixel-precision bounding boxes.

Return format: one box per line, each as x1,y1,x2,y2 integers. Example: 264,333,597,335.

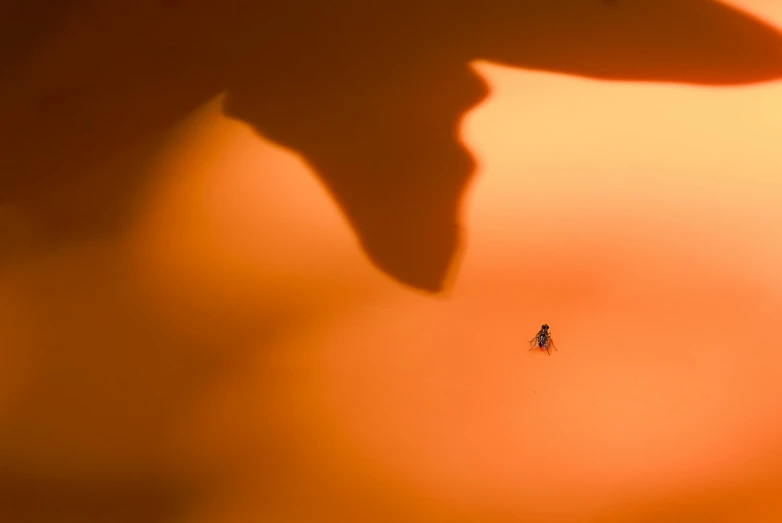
529,324,558,355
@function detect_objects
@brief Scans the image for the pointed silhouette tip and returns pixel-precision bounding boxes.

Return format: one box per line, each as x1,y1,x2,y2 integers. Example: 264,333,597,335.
396,274,447,294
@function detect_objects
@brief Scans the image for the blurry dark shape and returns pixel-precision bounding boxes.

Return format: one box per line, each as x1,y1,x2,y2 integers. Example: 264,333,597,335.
0,0,78,80
1,2,782,521
1,0,782,291
0,469,195,523
467,0,782,85
223,0,782,291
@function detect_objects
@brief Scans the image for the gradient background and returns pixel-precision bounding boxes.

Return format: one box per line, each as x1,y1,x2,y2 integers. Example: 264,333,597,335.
2,1,782,522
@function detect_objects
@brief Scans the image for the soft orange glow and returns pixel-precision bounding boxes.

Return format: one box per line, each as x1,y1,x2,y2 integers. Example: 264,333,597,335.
3,1,782,522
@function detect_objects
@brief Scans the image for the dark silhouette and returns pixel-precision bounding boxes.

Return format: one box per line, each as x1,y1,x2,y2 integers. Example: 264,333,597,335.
3,0,782,290
3,3,782,521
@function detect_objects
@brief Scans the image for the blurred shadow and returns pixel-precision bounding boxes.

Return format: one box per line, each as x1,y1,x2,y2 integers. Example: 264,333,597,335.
5,3,782,521
0,470,196,523
2,0,782,291
208,0,782,292
0,0,78,80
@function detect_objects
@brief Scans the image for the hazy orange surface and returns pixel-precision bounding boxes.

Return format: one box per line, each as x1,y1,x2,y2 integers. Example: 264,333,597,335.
2,1,782,522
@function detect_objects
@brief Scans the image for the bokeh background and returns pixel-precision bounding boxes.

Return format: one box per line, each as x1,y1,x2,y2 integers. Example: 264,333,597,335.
2,0,782,521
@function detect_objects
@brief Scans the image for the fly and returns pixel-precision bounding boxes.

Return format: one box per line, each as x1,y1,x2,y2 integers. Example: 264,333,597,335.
529,324,558,356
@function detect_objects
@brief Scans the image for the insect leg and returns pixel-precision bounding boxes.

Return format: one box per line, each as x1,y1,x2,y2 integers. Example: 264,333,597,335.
549,337,558,351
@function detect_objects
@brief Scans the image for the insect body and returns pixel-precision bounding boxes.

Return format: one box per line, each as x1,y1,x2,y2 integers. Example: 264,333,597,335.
529,324,558,356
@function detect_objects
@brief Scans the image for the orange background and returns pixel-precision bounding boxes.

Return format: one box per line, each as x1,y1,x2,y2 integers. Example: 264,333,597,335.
2,1,782,522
